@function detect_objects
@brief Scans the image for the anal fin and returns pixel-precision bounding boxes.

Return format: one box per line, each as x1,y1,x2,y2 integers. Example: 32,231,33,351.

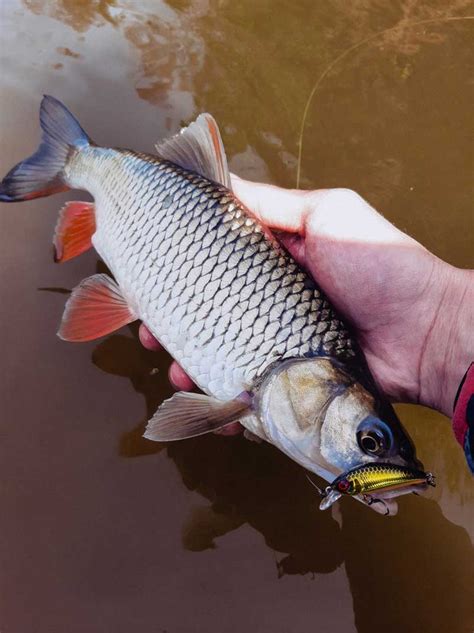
53,201,96,263
58,273,137,342
144,392,250,442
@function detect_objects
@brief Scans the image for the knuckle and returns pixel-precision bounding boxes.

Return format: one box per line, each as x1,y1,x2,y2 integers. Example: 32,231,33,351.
321,188,363,208
305,188,366,232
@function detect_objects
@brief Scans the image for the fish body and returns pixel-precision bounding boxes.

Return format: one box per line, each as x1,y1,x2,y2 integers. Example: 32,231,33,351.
0,97,427,513
66,146,355,401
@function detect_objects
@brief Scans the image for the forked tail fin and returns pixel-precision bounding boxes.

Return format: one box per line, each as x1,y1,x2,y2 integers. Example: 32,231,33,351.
0,95,90,202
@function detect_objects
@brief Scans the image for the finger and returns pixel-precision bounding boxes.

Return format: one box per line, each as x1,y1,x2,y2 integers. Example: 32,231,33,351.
230,177,410,250
277,231,306,267
139,323,162,351
213,421,244,436
230,174,310,233
139,324,196,390
169,361,195,391
302,189,415,247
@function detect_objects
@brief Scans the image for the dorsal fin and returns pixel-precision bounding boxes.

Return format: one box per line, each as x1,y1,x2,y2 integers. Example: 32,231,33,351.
155,114,232,190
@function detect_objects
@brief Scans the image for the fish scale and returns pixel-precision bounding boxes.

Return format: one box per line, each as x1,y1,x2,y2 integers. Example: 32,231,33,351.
65,146,356,400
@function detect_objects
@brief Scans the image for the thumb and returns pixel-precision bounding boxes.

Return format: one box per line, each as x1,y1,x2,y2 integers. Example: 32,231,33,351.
230,174,311,233
231,175,415,244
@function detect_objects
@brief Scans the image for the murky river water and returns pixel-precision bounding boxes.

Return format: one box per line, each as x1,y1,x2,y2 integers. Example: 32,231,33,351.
0,1,473,632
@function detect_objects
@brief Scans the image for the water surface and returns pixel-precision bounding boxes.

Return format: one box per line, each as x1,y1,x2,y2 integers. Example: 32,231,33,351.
0,1,473,632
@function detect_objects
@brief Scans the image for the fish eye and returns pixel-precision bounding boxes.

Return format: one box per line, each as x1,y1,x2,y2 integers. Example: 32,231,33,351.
356,416,394,456
360,433,379,452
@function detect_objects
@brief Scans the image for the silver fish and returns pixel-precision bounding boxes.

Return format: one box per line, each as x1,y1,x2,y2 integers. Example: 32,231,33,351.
0,96,424,513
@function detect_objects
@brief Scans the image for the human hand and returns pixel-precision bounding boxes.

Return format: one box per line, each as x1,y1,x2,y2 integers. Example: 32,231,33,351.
140,176,473,423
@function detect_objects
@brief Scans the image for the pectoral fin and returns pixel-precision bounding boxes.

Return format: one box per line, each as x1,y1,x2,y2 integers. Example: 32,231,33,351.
53,201,96,262
58,273,137,342
144,392,249,442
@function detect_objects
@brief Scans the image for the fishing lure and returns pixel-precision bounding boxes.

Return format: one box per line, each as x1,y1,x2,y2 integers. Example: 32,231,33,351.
309,463,435,515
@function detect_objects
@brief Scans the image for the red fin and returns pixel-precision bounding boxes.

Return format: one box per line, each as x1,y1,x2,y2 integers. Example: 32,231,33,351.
58,274,137,342
53,201,96,263
204,114,230,189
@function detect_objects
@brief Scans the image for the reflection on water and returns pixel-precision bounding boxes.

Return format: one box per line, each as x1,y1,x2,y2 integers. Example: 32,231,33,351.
24,0,118,32
92,329,474,633
93,329,344,574
342,496,474,633
0,1,473,632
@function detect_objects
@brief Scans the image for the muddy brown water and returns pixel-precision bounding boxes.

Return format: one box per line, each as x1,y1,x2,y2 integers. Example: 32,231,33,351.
0,1,473,632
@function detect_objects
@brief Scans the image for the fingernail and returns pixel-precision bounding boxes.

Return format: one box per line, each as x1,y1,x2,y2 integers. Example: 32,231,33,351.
139,323,162,351
169,362,195,391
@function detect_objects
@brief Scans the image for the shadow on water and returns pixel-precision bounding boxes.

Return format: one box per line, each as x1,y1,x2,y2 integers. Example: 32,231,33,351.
92,328,474,632
341,497,474,633
92,327,344,575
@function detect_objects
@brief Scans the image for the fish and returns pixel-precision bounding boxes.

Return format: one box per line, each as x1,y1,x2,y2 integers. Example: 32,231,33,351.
309,463,435,515
0,96,427,514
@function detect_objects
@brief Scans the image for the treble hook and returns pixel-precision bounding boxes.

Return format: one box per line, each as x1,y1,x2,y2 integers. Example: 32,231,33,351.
364,495,390,516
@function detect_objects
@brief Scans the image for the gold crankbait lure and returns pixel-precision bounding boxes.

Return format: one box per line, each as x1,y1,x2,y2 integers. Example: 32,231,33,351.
310,463,435,515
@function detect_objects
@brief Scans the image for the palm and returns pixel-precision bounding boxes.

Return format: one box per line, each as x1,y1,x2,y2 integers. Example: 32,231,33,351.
299,206,437,404
231,182,440,405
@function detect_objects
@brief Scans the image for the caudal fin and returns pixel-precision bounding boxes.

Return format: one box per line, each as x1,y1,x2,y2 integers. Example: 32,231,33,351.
0,95,90,202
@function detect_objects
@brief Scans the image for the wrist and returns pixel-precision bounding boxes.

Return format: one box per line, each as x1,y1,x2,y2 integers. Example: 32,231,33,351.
419,262,474,416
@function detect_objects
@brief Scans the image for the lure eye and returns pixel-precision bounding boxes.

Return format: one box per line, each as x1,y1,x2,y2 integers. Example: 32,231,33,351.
356,416,394,456
337,479,351,493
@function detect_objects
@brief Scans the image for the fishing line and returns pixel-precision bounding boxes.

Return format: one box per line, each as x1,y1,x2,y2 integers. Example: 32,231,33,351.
296,14,474,188
305,473,326,497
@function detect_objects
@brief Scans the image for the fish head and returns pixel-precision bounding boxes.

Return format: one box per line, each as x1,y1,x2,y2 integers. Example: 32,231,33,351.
321,374,422,473
256,357,422,485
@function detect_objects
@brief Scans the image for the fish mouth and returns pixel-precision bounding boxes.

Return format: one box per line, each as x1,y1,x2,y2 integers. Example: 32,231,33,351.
397,435,425,471
375,452,425,473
